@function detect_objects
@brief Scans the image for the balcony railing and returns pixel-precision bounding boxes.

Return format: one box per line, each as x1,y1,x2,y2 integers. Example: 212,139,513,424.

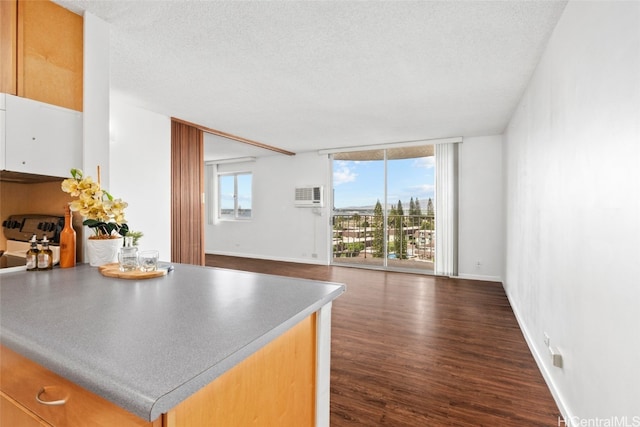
332,214,435,270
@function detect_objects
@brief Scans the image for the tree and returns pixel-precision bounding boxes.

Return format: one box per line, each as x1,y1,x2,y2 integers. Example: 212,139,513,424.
372,200,384,258
410,196,422,235
414,198,422,216
352,213,361,227
426,198,434,218
334,215,344,230
393,200,407,259
421,197,435,233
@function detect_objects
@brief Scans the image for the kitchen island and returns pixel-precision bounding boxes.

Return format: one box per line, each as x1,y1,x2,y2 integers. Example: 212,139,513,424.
0,263,345,426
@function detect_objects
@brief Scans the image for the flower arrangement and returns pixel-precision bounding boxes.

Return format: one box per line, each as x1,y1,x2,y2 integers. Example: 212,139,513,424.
61,168,141,242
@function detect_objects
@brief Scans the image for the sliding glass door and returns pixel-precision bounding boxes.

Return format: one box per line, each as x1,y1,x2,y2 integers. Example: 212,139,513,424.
331,145,436,273
332,151,385,267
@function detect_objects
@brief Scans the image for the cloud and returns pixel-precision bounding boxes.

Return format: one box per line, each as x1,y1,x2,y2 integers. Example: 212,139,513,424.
413,157,435,169
333,162,357,186
408,183,435,197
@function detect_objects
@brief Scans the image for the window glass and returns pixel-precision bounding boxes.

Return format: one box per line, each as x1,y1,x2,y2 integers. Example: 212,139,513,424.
331,146,435,273
219,175,235,219
218,173,252,220
236,173,252,218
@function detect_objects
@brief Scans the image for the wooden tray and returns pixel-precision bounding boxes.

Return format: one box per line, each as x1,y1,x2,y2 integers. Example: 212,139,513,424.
98,263,167,280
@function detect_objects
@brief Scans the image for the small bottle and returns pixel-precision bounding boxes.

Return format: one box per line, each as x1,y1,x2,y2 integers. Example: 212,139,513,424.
60,204,76,268
26,235,39,271
37,236,54,270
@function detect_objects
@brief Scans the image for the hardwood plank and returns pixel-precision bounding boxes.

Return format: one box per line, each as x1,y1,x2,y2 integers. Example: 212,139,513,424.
205,254,562,426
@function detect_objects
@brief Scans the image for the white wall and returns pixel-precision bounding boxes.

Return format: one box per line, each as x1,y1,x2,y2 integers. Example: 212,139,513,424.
81,12,110,262
503,1,640,423
207,143,504,273
205,152,331,264
83,12,110,191
109,97,172,260
458,135,503,281
83,14,171,262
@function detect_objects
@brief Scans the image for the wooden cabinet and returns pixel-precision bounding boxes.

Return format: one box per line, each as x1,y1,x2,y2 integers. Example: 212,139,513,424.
1,392,52,427
164,313,317,426
0,1,18,95
0,0,83,111
1,313,319,427
0,346,161,427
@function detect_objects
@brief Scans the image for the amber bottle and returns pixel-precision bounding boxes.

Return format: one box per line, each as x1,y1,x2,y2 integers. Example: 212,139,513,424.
37,236,53,270
60,204,77,268
26,235,39,271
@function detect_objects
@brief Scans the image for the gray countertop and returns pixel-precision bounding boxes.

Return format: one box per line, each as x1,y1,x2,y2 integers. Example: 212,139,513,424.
0,263,345,421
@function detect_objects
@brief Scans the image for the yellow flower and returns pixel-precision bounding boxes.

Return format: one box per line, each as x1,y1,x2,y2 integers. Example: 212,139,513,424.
61,178,81,197
61,168,132,238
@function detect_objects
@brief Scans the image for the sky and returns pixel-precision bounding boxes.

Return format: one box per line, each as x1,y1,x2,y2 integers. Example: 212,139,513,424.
220,173,252,213
333,156,435,209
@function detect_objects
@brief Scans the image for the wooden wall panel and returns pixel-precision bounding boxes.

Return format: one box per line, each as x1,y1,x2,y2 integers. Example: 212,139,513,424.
0,1,18,94
171,120,204,265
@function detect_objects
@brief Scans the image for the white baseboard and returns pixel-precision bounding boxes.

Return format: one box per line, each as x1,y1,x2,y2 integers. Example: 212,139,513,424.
205,250,329,266
453,273,502,282
503,286,573,426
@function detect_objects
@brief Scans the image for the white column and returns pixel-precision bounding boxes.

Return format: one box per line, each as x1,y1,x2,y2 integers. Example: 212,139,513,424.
83,11,110,183
315,302,333,427
82,12,110,260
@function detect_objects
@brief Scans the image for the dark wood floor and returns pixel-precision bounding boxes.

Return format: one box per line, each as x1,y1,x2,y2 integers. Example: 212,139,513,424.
205,255,561,426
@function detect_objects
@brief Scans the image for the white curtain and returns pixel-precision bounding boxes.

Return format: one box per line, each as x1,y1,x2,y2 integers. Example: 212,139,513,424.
435,143,458,276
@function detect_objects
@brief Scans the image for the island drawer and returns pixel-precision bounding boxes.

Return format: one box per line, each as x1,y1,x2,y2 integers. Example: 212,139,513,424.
0,346,161,427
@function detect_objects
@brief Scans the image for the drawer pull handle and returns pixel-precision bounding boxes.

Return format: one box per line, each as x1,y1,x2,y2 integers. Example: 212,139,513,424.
36,387,67,406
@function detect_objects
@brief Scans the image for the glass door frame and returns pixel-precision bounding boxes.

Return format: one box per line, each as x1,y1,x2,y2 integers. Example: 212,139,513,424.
330,148,435,274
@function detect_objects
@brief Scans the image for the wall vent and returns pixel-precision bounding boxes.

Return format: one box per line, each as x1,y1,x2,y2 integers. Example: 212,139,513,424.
294,186,323,207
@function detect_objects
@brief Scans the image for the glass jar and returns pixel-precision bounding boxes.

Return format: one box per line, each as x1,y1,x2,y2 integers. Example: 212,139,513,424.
118,236,138,272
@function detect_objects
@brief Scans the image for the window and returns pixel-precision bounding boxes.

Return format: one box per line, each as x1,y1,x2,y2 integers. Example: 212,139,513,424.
218,172,252,219
331,146,435,273
330,140,460,275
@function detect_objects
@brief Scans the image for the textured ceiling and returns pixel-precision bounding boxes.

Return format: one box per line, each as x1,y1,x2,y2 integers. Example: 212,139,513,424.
54,0,567,158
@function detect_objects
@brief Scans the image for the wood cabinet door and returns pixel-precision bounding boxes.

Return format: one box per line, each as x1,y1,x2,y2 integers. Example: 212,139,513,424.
1,391,52,427
0,0,18,94
165,314,317,427
17,0,83,111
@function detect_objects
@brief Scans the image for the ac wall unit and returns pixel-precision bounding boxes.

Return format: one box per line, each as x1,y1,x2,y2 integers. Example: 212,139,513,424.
294,186,324,207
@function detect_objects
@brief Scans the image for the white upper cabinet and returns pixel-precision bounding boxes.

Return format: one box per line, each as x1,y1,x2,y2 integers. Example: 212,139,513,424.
1,93,82,178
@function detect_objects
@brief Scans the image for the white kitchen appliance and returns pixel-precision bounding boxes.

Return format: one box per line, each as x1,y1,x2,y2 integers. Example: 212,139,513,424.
1,214,62,273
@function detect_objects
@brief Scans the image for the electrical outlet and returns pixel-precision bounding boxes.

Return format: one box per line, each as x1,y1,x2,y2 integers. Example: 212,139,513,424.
312,253,318,258
550,348,563,368
544,333,563,368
